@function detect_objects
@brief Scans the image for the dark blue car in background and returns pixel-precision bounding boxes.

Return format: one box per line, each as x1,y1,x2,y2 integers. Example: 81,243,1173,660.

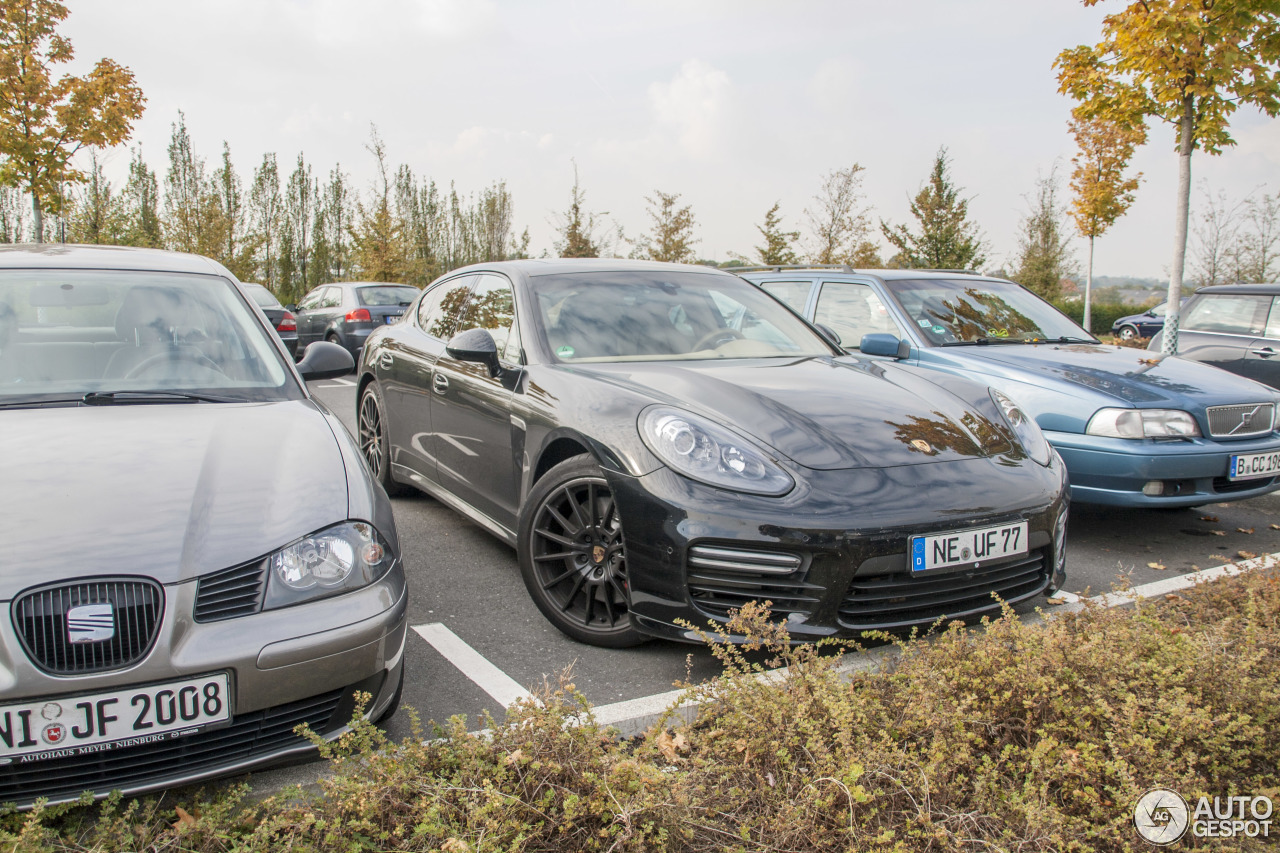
740,266,1280,508
1111,299,1186,341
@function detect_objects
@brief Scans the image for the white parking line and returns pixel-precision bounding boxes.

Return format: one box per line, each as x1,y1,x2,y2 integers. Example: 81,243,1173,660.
321,378,357,387
413,623,534,708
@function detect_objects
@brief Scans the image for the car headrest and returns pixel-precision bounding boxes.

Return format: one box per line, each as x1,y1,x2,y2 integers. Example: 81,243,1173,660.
115,286,187,344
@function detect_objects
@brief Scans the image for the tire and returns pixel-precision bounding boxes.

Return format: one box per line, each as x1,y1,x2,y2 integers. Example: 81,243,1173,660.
358,382,411,497
1117,325,1138,341
517,455,647,647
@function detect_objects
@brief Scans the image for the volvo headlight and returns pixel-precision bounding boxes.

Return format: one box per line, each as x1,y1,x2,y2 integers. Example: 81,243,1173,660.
1085,408,1201,439
990,389,1053,466
639,406,794,496
263,521,393,610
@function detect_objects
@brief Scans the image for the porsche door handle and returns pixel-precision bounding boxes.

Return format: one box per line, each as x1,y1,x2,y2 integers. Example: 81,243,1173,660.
433,373,449,394
1251,347,1276,358
379,352,393,369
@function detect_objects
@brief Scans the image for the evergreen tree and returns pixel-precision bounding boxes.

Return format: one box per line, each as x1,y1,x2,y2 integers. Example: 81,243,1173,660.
552,163,604,258
1011,167,1076,300
350,126,405,282
754,202,799,265
636,190,697,263
880,147,986,270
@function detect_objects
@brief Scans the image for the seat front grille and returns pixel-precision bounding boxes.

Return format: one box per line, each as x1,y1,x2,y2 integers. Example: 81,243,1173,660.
13,579,163,675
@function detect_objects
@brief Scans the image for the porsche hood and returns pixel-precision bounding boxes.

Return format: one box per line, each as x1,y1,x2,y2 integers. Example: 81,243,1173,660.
567,356,1013,471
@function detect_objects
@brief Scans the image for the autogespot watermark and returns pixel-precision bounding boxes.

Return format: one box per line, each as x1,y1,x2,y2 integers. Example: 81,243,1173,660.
1133,788,1273,845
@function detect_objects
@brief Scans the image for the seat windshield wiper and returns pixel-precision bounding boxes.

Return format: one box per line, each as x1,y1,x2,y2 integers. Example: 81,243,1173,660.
82,390,236,405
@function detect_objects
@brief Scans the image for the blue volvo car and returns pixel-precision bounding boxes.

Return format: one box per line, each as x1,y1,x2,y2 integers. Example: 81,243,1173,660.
739,266,1280,508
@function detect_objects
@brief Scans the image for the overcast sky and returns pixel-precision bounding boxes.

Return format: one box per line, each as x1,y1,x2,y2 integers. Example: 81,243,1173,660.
62,0,1280,280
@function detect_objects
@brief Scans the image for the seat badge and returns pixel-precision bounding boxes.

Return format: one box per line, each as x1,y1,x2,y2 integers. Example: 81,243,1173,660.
66,602,115,643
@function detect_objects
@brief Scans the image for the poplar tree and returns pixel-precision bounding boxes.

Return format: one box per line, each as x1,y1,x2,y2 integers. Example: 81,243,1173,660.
0,0,144,241
1068,116,1143,330
162,112,209,255
880,147,987,271
209,142,254,280
350,126,405,282
66,148,124,244
120,145,160,247
804,165,879,266
249,153,283,290
1057,0,1280,353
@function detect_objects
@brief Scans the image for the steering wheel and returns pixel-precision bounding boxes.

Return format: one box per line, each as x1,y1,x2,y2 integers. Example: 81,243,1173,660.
125,350,224,380
692,328,746,350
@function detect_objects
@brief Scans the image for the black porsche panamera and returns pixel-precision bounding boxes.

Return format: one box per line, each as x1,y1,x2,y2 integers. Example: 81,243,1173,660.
357,259,1069,647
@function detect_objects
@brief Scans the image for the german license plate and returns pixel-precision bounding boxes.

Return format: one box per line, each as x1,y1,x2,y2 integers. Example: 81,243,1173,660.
910,521,1028,572
0,673,230,763
1229,451,1280,481
385,313,402,324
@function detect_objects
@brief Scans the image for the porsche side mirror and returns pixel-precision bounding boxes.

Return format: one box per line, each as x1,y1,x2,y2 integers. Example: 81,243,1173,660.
447,328,502,377
285,304,298,313
860,333,910,359
296,340,354,381
814,323,842,348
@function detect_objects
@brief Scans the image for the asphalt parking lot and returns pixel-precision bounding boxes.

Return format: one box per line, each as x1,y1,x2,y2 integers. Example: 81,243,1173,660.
250,377,1280,793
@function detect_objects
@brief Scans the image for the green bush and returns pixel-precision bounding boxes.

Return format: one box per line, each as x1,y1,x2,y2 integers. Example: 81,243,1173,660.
5,567,1279,852
1051,299,1151,335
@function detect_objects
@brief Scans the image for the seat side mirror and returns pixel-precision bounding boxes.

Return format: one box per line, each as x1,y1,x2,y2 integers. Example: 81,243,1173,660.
296,340,354,381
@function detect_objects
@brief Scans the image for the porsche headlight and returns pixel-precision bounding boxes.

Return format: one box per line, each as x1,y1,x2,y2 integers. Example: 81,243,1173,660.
1085,408,1201,439
990,389,1053,467
263,521,393,609
640,406,794,496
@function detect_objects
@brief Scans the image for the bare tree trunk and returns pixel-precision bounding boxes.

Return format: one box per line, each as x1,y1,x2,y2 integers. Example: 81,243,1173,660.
1163,94,1195,355
31,193,43,244
1083,235,1095,333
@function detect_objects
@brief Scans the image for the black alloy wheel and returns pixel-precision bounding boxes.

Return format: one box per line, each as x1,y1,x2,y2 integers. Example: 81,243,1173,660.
358,384,410,496
517,455,645,647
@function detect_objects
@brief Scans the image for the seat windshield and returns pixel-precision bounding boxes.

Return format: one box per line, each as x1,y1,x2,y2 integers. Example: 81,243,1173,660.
884,278,1095,345
532,270,833,362
0,270,302,404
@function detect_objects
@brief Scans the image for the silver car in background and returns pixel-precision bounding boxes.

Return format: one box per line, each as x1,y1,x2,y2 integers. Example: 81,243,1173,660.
0,245,408,807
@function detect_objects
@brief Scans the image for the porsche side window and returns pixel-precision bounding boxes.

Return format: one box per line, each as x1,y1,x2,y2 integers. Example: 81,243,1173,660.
458,275,519,363
416,276,472,340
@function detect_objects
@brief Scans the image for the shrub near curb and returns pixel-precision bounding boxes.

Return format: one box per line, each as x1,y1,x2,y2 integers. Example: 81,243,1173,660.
4,568,1279,852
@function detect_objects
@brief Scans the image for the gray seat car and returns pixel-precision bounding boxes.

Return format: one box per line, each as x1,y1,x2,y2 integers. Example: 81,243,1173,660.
0,245,408,807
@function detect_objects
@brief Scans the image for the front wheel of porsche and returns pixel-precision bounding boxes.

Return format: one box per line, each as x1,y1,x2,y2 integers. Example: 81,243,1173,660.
358,383,411,497
517,455,646,647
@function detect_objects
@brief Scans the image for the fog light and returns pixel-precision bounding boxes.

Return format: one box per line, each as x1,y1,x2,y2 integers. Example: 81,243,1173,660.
1142,480,1164,496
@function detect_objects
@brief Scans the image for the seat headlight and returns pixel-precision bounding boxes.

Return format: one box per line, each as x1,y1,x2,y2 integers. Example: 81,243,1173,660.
990,389,1053,466
1085,408,1201,439
640,406,794,496
264,521,393,610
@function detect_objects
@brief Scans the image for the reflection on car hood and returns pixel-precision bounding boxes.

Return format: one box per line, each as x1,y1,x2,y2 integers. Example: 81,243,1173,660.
949,343,1275,406
569,357,1002,471
0,401,348,597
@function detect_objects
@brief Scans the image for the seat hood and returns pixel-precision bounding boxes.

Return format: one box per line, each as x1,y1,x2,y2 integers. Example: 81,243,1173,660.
0,401,349,597
567,356,1010,471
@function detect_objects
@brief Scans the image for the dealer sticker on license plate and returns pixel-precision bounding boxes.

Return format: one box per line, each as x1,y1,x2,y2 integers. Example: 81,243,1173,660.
0,673,230,764
911,521,1028,572
1229,451,1280,481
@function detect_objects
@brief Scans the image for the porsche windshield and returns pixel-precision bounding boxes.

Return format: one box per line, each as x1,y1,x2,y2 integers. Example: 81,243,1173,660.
0,270,301,404
532,271,833,362
884,278,1095,345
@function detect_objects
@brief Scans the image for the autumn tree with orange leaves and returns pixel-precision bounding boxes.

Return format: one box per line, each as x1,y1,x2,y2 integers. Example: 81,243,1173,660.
0,0,144,242
1056,0,1280,353
1068,116,1144,332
